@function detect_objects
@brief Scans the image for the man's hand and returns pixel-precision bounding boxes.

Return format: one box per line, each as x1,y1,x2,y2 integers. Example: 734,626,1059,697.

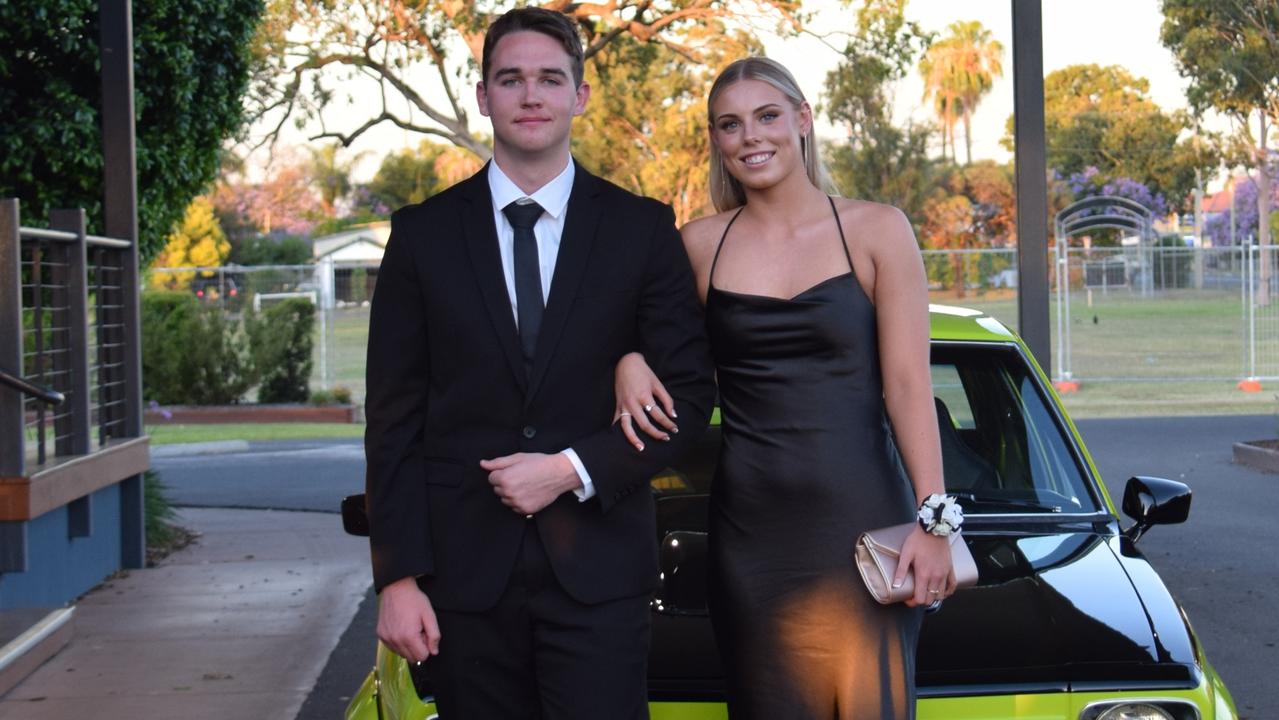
377,576,441,663
481,452,582,515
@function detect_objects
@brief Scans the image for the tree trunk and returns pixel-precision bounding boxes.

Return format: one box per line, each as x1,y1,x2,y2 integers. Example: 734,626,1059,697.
962,109,973,166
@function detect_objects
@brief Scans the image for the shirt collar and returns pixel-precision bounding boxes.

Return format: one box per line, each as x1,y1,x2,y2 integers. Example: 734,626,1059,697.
487,158,575,220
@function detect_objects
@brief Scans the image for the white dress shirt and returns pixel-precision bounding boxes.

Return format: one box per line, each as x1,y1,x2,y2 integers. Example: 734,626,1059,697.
487,159,596,501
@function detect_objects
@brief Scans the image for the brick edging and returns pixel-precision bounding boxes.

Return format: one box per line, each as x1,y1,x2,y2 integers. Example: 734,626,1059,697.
144,404,360,424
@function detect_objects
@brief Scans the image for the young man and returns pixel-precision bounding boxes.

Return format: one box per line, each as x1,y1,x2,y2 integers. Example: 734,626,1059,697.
363,7,716,718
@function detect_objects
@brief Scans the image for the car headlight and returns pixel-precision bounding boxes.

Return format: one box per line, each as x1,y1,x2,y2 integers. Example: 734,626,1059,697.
1097,705,1172,720
1080,699,1199,720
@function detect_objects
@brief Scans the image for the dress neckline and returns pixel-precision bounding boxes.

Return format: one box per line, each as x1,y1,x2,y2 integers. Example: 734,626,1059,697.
706,196,856,304
709,271,854,304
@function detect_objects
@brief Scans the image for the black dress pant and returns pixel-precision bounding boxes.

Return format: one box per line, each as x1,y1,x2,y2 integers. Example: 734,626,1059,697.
430,521,651,719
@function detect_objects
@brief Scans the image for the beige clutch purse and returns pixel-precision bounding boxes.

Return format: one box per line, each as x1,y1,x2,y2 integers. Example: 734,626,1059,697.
855,522,978,604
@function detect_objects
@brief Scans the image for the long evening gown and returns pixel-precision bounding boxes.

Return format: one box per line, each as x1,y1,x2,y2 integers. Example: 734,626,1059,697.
705,197,923,719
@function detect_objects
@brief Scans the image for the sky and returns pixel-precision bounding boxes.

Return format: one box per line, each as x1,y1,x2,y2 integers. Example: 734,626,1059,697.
264,0,1219,186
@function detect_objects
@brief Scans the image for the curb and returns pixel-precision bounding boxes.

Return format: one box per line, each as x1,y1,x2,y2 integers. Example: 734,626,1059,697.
1233,440,1279,474
150,440,251,458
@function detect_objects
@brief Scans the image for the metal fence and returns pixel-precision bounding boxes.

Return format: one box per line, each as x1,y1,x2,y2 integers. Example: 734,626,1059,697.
145,245,1279,406
924,245,1279,387
146,259,380,397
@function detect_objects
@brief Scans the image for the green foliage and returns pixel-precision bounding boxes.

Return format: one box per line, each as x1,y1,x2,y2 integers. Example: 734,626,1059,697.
309,385,353,406
1003,64,1213,211
1160,1,1279,120
229,234,312,266
367,141,449,209
144,469,179,549
824,0,933,147
1153,234,1193,288
824,122,938,227
246,297,315,403
349,267,370,305
141,291,254,404
0,0,265,262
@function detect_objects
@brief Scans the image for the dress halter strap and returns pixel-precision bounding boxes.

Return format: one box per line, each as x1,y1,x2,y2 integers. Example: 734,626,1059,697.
708,198,854,288
707,206,745,290
827,195,855,275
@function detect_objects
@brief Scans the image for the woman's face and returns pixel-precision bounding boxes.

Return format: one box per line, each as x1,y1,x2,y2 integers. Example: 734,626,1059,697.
710,78,812,191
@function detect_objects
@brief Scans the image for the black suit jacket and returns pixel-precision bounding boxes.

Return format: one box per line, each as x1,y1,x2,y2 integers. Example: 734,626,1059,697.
364,162,716,611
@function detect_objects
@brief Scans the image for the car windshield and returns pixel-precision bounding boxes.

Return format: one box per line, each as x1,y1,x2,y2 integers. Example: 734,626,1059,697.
651,342,1101,516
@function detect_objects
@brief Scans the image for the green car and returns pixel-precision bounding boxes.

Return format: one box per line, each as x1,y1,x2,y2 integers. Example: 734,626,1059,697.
342,305,1238,720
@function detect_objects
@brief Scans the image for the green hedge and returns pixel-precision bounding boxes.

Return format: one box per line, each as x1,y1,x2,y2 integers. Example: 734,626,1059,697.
142,292,316,404
246,297,315,403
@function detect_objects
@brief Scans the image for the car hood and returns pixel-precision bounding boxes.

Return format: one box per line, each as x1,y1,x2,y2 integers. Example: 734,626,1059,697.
648,525,1202,698
916,528,1200,694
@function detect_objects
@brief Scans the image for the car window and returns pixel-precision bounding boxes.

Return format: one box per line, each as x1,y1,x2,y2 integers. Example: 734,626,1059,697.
652,344,1100,515
930,344,1099,514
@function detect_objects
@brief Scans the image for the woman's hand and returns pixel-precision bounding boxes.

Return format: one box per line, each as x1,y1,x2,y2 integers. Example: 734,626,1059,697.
613,352,678,451
893,525,957,608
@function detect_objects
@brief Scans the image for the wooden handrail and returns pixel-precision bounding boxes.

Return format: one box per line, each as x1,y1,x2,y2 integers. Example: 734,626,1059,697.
0,368,64,406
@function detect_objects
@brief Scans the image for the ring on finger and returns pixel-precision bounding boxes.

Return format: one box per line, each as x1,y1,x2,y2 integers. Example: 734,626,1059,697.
928,589,941,595
643,404,654,412
619,412,631,418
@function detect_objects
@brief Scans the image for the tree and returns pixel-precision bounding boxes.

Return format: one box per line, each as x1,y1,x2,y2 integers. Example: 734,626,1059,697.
573,29,751,224
1162,0,1279,303
824,0,932,151
919,20,1003,165
211,154,325,239
307,142,369,216
823,0,936,225
918,161,1016,296
0,0,264,262
1003,64,1213,213
248,0,801,161
149,197,232,290
366,141,451,210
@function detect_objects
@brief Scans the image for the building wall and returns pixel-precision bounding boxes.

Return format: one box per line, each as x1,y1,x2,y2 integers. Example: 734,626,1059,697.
0,483,123,609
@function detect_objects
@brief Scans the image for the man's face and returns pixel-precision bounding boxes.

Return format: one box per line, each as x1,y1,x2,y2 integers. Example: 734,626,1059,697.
477,31,589,161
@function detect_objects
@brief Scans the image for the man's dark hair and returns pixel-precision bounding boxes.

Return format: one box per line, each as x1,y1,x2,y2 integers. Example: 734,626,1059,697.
482,7,585,86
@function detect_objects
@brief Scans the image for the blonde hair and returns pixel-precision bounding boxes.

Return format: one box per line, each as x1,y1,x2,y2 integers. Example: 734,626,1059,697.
707,57,833,212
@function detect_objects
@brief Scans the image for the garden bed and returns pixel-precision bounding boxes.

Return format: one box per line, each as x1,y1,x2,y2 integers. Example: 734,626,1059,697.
1233,439,1279,474
144,403,360,425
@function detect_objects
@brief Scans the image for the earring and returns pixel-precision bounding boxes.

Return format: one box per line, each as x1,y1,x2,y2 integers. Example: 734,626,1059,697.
801,136,808,164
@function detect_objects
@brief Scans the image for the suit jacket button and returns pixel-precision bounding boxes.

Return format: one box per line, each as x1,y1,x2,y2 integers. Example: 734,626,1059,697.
522,426,536,439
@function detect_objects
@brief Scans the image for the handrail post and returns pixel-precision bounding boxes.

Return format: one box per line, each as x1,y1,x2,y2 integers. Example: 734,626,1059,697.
0,199,23,477
101,0,146,570
50,209,92,456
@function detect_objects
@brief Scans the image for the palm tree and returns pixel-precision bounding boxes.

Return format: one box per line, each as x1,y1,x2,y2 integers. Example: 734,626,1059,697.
307,142,369,216
919,20,1004,165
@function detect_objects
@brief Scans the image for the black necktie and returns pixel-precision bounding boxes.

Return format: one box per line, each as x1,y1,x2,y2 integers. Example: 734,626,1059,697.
502,200,545,376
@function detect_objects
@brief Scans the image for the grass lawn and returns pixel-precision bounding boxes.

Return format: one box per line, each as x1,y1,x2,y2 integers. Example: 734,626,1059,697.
146,422,365,445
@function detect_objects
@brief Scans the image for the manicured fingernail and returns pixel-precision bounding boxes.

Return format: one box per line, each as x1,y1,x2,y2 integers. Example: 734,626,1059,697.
672,426,680,434
637,443,645,452
892,580,902,588
671,410,678,418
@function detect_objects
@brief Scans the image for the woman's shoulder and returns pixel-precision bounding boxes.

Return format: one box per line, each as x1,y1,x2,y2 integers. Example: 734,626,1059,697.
680,209,739,266
830,196,917,251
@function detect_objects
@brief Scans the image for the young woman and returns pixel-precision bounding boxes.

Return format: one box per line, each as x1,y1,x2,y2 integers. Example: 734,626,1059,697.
613,58,955,719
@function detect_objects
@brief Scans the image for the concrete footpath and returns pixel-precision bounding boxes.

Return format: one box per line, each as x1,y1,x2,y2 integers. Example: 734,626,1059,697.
0,508,369,720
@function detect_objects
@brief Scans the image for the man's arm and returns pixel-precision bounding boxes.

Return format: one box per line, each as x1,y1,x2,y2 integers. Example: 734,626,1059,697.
571,203,717,511
364,210,433,592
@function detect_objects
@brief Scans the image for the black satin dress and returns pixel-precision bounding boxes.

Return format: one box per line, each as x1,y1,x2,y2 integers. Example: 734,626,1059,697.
705,198,923,719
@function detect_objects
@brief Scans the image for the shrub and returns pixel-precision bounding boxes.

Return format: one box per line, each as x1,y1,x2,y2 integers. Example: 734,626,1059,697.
141,291,253,404
310,385,353,406
246,297,315,403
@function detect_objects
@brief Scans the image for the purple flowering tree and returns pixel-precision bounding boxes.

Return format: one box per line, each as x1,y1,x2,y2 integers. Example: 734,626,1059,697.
1203,171,1279,246
1062,166,1170,219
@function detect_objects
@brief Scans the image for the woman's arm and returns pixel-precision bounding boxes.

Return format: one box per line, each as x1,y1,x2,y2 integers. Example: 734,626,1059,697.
865,205,956,607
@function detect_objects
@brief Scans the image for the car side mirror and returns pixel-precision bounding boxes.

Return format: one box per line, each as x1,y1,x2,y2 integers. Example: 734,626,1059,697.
341,493,370,537
1121,476,1191,542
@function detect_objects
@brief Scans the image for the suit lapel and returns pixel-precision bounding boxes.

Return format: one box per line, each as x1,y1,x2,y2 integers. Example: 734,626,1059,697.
526,164,602,404
461,167,527,392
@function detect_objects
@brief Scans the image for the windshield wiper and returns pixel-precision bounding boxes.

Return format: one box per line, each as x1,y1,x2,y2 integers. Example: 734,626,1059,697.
952,492,1064,513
